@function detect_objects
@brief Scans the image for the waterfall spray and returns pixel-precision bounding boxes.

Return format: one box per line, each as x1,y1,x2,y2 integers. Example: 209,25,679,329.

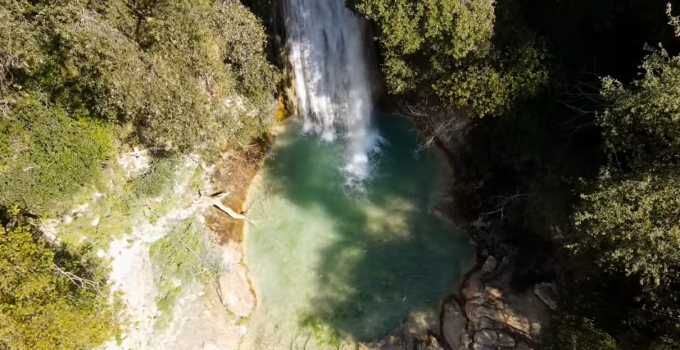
284,0,379,185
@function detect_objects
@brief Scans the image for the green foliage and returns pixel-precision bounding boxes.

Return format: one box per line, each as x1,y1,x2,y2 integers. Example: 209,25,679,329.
0,207,119,350
349,0,548,117
213,1,279,107
351,0,495,69
598,48,680,168
433,42,547,117
149,216,222,329
1,0,276,154
129,156,180,199
563,9,680,348
546,314,618,350
299,314,341,347
0,93,113,215
0,0,278,213
0,0,43,93
574,168,680,287
574,23,680,287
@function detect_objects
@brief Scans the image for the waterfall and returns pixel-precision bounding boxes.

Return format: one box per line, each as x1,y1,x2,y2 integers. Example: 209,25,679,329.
284,0,377,185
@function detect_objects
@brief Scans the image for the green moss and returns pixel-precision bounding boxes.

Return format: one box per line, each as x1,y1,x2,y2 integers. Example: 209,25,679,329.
56,154,191,250
129,157,181,199
149,216,222,330
298,314,342,347
154,285,183,331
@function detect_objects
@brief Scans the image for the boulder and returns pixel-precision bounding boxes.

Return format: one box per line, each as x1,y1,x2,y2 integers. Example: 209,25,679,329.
534,282,558,310
474,329,498,346
497,331,516,347
460,263,550,350
481,255,497,273
515,341,533,350
442,300,467,350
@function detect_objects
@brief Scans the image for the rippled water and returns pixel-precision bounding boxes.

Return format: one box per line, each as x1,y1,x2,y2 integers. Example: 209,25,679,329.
241,116,473,350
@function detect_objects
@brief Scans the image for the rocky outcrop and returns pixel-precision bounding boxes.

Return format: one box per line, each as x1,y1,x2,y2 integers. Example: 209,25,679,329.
216,242,255,317
361,252,550,350
441,255,550,350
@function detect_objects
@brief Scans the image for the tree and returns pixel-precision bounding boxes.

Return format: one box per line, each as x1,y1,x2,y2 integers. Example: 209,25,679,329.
598,48,680,169
348,0,548,117
0,207,120,350
561,7,680,349
574,169,680,287
0,0,280,213
0,93,113,214
546,314,618,350
573,6,680,287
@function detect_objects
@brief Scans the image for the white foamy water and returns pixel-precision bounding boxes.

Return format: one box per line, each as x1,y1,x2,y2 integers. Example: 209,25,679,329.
285,0,376,184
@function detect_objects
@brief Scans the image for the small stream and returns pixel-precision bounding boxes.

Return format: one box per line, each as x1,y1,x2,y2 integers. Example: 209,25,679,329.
241,116,473,350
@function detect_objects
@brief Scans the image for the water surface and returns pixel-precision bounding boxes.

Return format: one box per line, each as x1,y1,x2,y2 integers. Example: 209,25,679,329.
242,116,472,350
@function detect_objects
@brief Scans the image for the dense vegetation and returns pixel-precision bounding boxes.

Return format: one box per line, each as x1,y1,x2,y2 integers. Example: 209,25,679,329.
0,0,278,214
0,0,277,347
348,0,548,117
4,0,680,347
350,0,680,349
0,207,119,350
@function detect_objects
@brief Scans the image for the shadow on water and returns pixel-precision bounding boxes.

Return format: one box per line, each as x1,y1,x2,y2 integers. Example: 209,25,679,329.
258,115,472,343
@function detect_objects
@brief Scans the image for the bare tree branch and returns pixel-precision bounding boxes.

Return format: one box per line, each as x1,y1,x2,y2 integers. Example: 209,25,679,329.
52,263,102,294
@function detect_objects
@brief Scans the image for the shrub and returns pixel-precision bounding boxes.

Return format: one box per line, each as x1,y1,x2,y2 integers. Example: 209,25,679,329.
0,207,120,350
574,168,680,287
0,93,113,215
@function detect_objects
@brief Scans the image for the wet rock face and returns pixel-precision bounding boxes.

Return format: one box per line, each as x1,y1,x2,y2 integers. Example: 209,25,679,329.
443,255,550,350
474,329,498,346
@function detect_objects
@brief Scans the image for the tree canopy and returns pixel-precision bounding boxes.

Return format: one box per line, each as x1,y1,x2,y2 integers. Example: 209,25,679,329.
348,0,548,117
598,48,680,169
0,207,119,350
574,11,680,290
574,168,680,287
0,0,279,214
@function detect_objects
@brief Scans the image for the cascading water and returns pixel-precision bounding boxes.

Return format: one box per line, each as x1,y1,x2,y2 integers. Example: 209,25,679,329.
238,2,474,349
284,0,377,184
